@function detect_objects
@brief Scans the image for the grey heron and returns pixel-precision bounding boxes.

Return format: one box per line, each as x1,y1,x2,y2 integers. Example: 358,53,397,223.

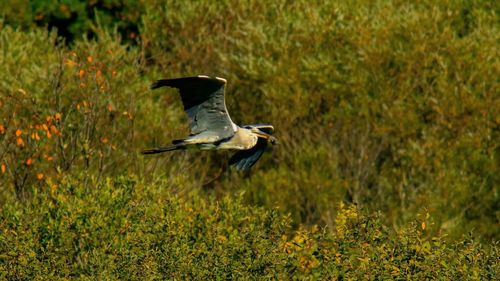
141,75,277,171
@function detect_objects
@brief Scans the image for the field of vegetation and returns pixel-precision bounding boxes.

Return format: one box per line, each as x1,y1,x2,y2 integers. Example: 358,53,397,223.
1,0,499,278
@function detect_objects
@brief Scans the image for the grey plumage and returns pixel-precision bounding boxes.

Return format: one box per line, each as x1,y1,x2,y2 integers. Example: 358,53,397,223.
142,75,277,171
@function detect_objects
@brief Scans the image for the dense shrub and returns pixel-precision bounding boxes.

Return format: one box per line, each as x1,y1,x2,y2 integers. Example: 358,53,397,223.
0,1,499,277
0,0,143,43
141,0,500,239
0,176,498,279
0,26,149,199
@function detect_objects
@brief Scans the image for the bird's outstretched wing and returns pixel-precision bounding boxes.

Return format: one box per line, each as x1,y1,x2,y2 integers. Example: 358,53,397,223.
229,137,268,171
151,75,236,140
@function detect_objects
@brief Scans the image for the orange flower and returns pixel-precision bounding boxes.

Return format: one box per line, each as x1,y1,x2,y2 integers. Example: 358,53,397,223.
46,116,52,123
107,104,114,112
0,124,5,134
49,125,59,135
79,69,86,78
31,132,41,140
16,137,24,146
26,158,33,166
37,173,44,180
1,164,5,173
87,56,93,63
47,131,52,139
42,124,48,131
15,129,22,137
100,137,109,144
55,113,62,120
421,222,426,230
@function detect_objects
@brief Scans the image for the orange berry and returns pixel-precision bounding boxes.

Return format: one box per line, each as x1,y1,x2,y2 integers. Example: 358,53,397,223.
1,164,5,173
26,158,33,166
37,173,44,180
79,69,85,78
0,124,5,134
87,56,93,63
15,129,22,137
16,137,24,146
100,137,109,144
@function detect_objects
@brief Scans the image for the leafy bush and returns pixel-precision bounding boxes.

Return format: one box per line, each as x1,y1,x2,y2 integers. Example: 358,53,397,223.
0,176,498,279
141,0,500,240
0,26,149,199
0,0,143,43
0,1,499,277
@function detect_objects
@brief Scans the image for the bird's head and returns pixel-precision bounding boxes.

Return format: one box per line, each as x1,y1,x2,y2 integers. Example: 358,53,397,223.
250,128,278,145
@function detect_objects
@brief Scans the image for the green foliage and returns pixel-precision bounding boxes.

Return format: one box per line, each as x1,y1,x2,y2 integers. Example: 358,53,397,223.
0,176,498,279
0,26,150,199
0,0,143,43
141,0,500,240
0,0,499,277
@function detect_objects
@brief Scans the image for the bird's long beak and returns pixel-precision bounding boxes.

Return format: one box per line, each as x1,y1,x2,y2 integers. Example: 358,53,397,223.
252,129,278,145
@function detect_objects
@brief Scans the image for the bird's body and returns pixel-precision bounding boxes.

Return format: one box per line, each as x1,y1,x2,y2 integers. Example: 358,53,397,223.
217,127,258,150
142,75,277,171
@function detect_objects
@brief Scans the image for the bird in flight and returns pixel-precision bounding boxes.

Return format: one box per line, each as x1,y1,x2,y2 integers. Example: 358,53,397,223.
141,75,277,171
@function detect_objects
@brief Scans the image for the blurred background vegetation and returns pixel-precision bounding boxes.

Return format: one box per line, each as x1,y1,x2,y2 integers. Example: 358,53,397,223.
0,0,499,278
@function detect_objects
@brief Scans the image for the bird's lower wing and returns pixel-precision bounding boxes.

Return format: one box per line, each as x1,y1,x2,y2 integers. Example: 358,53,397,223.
228,138,268,171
